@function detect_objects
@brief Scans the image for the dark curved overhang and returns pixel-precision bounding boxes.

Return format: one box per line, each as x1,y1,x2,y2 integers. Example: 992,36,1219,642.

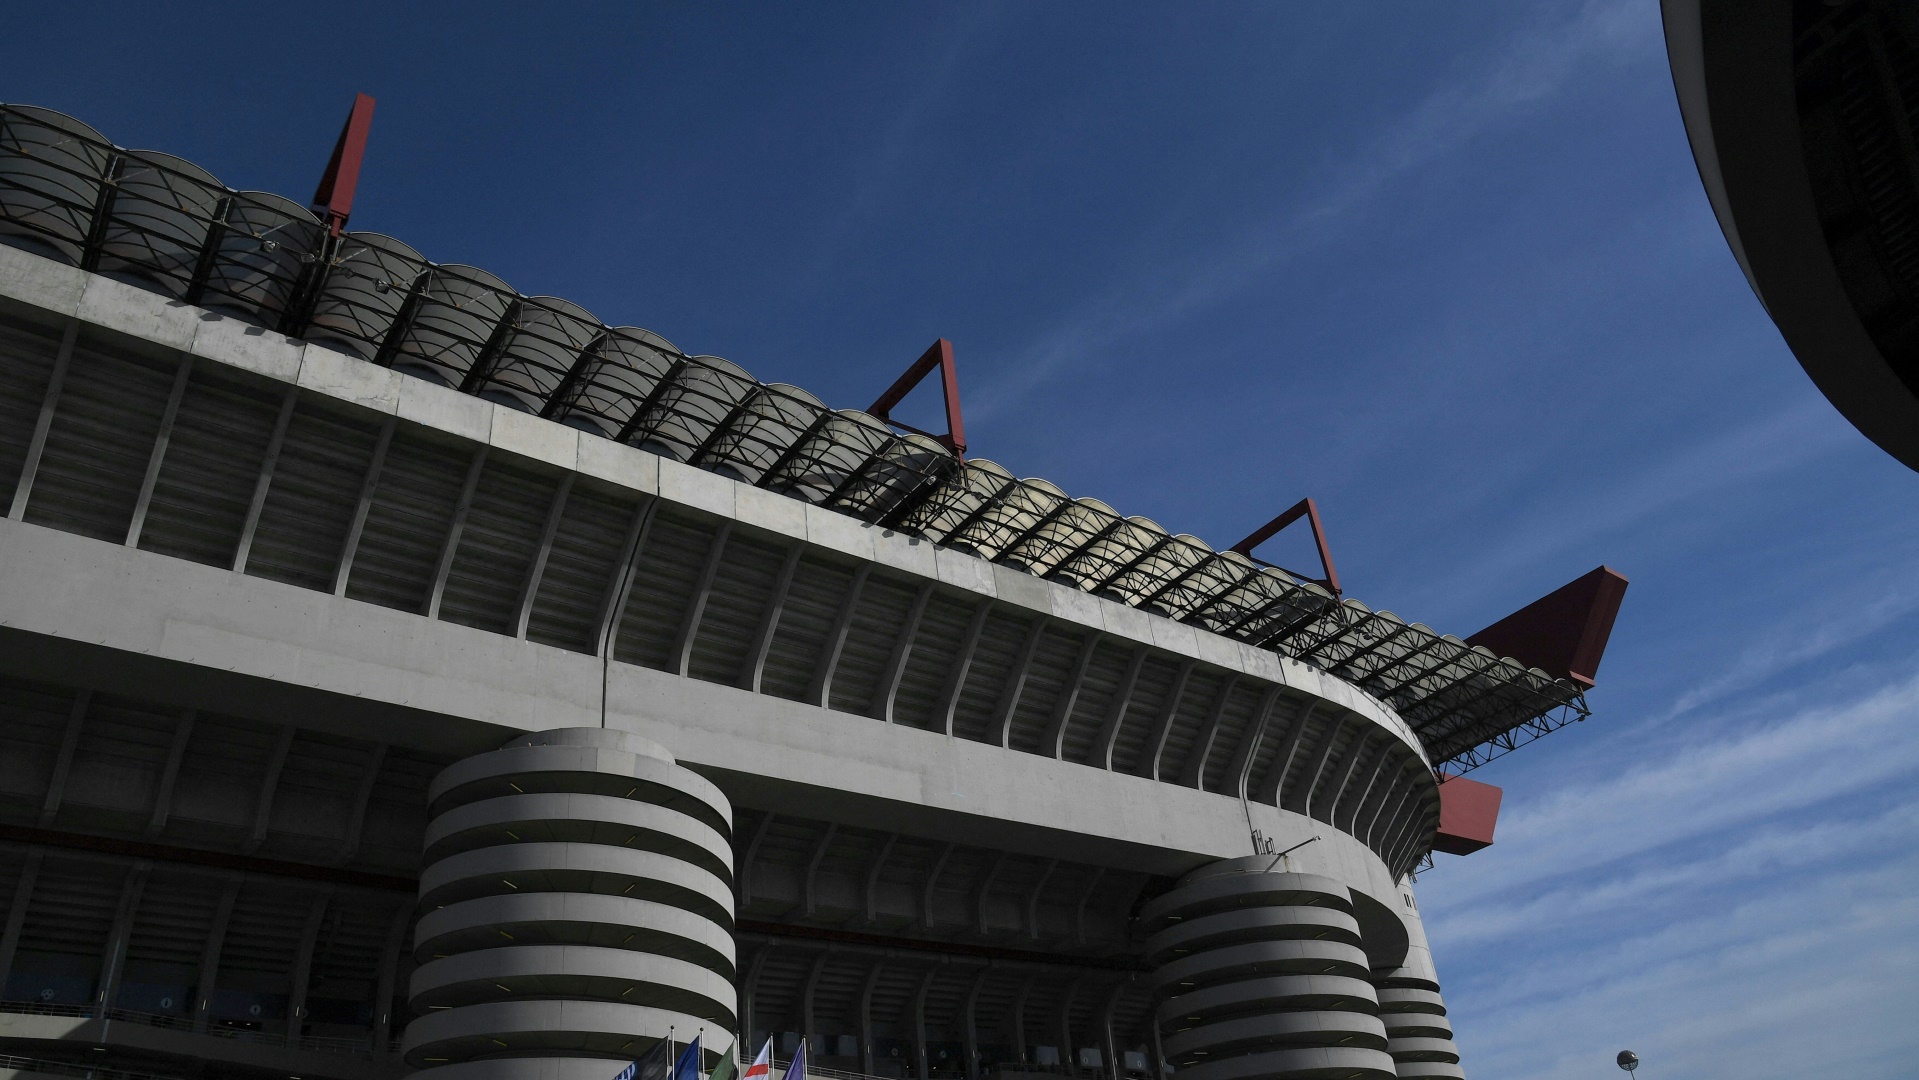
0,103,1602,771
1664,0,1919,471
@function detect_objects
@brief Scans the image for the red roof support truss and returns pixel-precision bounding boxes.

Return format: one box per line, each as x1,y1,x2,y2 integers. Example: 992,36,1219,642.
869,338,967,458
1229,497,1342,597
311,93,376,237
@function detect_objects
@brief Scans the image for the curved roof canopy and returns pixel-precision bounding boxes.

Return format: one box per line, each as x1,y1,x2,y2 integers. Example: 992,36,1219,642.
1664,0,1919,471
0,103,1598,771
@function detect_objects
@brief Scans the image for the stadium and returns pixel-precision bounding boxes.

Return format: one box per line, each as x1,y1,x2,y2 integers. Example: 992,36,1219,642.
0,99,1625,1080
1663,0,1919,471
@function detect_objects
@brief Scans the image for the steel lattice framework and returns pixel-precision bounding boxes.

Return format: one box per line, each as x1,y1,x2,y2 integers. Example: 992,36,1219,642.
0,103,1588,772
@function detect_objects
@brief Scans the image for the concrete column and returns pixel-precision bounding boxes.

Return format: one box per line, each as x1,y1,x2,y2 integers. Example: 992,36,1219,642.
241,724,295,854
38,688,90,825
742,943,777,1054
0,852,42,991
801,951,832,1051
8,319,77,522
912,965,938,1080
1097,980,1127,1080
1372,885,1465,1080
284,894,330,1043
1056,976,1082,1077
1010,975,1035,1067
858,959,884,1075
143,710,195,838
1142,857,1394,1080
192,876,241,1033
403,727,737,1080
372,901,413,1057
96,862,150,1016
803,825,838,919
960,967,990,1080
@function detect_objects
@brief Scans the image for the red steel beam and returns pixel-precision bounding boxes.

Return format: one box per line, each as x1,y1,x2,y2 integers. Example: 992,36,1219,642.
1466,565,1629,687
311,92,377,237
1228,497,1341,596
1432,772,1501,856
869,338,967,457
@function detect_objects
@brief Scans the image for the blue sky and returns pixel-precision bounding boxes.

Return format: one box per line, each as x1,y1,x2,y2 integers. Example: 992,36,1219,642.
13,1,1919,1076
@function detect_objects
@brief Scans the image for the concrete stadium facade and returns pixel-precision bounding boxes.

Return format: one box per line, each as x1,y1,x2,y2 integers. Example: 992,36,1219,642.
0,103,1616,1080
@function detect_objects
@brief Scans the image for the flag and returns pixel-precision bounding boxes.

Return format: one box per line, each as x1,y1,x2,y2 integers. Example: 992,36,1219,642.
741,1037,773,1080
707,1039,739,1080
622,1036,673,1080
780,1040,806,1080
672,1033,703,1080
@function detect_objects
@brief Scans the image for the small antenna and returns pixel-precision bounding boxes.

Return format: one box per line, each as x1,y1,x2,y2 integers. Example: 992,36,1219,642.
1264,836,1318,873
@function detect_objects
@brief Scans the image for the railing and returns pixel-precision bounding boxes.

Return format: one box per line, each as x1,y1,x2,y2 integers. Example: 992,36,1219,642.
0,1054,185,1080
759,1057,1145,1080
771,1061,897,1080
0,1002,95,1020
0,1000,397,1056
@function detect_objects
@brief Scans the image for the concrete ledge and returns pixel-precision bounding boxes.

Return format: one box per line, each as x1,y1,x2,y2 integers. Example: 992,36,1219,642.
299,341,401,414
76,273,197,350
0,1010,398,1080
733,481,806,538
424,793,731,876
0,243,1426,764
408,945,735,1022
658,457,735,519
400,1000,708,1063
935,546,997,596
575,433,659,494
419,843,731,922
413,893,736,974
492,405,577,472
399,374,493,443
189,312,305,383
0,517,1405,900
0,241,86,315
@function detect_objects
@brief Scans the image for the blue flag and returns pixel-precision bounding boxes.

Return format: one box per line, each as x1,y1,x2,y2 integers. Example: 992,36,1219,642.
673,1033,704,1080
780,1040,806,1080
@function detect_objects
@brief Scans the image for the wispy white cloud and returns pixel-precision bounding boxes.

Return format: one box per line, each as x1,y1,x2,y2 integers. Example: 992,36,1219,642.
1459,847,1919,1079
1655,572,1919,719
1432,794,1919,949
1418,636,1919,1079
798,6,999,285
969,0,1664,421
1426,661,1919,910
1418,393,1862,613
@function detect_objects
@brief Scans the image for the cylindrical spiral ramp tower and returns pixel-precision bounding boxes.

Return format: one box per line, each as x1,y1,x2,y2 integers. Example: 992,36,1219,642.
403,728,737,1080
1143,858,1396,1080
1372,889,1463,1080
